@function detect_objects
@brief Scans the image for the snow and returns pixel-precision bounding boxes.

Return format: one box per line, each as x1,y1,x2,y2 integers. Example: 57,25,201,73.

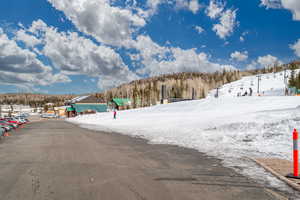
67,70,300,193
69,95,89,103
208,70,295,98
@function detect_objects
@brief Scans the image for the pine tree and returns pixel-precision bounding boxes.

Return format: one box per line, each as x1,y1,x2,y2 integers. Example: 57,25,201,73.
295,72,300,89
288,63,297,88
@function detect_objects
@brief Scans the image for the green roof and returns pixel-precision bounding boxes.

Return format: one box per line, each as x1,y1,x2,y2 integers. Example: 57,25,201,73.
66,107,75,112
112,98,131,106
72,104,107,113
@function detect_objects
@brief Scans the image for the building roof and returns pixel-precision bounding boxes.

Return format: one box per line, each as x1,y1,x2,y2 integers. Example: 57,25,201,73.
66,107,75,112
68,96,89,104
76,95,106,104
112,98,131,106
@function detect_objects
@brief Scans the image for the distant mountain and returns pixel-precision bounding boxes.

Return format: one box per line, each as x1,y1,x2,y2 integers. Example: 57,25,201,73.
0,93,76,107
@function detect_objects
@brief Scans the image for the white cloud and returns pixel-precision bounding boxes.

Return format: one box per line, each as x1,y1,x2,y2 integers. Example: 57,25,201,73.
144,0,165,17
230,51,248,62
246,54,282,70
257,54,281,67
175,0,201,14
189,0,201,14
213,9,237,39
0,28,70,88
26,20,139,90
205,0,224,19
194,25,205,34
0,71,70,91
260,0,300,21
239,31,248,42
260,0,282,9
47,0,146,47
246,61,258,70
290,39,300,57
14,29,41,48
281,0,300,21
131,35,235,76
0,32,46,74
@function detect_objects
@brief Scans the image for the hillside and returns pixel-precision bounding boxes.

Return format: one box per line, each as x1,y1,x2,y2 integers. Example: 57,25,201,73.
0,93,76,107
96,62,297,108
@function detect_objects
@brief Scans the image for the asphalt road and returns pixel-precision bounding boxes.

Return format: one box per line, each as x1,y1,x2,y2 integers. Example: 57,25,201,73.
0,120,291,200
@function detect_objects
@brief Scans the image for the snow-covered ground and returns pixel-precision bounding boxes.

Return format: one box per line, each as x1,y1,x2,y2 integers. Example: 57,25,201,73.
208,70,295,98
68,70,300,193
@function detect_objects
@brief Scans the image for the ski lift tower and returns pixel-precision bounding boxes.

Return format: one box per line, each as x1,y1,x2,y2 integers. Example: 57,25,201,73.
215,87,220,98
256,75,262,94
284,67,289,95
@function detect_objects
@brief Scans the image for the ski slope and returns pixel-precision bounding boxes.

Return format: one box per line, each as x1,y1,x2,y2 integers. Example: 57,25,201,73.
208,70,295,98
68,70,300,191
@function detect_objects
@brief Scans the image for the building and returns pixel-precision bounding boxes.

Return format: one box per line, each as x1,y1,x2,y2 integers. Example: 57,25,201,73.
110,98,132,110
67,95,107,117
0,104,34,117
54,106,70,118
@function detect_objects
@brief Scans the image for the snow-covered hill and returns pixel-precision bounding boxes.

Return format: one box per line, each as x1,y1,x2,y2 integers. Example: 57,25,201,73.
68,70,300,191
208,70,296,98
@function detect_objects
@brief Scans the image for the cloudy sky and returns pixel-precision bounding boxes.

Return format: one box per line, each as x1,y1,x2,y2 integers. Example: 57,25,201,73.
0,0,299,94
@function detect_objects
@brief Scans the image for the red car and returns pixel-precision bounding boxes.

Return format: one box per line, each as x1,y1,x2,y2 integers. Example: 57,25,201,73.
2,118,23,125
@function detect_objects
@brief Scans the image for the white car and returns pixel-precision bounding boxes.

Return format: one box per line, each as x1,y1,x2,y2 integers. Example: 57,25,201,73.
41,113,57,118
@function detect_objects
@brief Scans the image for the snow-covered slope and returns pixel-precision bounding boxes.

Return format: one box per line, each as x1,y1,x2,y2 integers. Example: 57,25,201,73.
67,70,300,191
208,70,296,98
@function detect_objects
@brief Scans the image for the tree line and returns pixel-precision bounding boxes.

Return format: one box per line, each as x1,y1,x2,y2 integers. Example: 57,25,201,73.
0,93,75,107
288,62,300,90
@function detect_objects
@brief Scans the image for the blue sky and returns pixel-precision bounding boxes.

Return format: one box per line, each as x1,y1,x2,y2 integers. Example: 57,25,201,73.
0,0,299,94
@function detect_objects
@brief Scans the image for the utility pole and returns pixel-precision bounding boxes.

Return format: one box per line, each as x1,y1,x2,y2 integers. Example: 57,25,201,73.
161,85,166,104
256,75,261,95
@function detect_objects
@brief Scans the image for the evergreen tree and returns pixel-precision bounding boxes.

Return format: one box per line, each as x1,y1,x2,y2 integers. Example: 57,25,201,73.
288,63,297,88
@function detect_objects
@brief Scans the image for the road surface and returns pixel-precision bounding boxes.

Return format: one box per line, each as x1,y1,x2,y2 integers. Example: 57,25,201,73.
0,120,291,199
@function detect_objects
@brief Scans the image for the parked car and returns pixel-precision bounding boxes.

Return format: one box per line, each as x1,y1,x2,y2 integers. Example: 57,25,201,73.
0,120,18,129
41,113,57,118
1,119,21,126
4,117,24,125
14,117,27,123
0,124,12,132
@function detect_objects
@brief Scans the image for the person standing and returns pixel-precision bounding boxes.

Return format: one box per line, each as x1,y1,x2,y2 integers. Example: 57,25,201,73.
249,88,253,96
113,110,117,119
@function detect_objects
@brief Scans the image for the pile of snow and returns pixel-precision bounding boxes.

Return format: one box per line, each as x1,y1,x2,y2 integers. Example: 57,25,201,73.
67,70,300,192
